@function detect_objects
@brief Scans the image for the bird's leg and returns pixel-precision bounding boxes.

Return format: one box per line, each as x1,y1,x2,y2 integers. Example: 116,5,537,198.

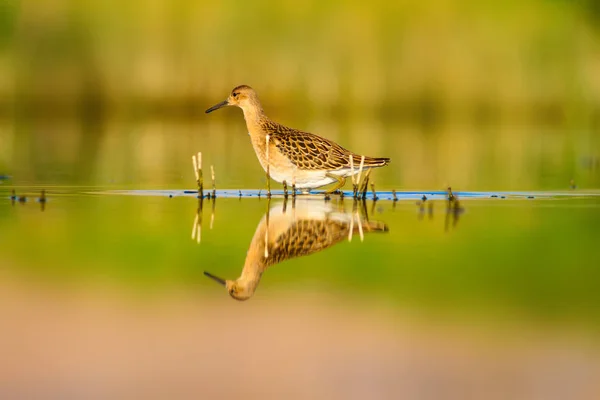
324,173,346,194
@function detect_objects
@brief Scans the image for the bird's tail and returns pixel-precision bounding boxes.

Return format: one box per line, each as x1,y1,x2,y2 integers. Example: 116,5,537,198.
360,220,389,233
351,155,390,168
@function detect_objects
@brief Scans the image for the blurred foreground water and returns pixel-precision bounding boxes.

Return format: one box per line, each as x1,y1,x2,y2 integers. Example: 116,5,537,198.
1,187,599,398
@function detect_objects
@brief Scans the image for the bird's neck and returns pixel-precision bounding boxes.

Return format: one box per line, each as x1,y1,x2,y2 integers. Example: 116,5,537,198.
241,106,268,136
236,262,264,297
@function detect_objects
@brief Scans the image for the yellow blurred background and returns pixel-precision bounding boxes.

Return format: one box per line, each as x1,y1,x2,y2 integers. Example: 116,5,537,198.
1,0,599,190
1,0,599,117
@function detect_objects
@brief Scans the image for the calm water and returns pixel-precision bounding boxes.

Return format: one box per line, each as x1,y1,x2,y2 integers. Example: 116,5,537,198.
1,118,600,398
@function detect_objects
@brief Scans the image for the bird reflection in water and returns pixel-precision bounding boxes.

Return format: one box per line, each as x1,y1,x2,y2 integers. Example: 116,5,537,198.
204,199,388,301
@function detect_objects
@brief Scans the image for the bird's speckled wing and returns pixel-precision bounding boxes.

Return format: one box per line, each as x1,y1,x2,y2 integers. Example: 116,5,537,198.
264,217,388,268
265,219,348,267
261,120,389,171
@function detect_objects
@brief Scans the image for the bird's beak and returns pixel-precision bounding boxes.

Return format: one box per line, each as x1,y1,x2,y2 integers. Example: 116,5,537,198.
205,100,229,114
203,271,226,286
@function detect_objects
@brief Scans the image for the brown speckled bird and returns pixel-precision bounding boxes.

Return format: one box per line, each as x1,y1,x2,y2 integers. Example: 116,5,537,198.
205,85,390,193
203,200,388,301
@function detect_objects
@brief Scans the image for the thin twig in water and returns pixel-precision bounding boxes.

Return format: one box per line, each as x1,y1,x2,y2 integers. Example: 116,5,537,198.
265,135,271,197
192,155,199,181
361,169,372,200
370,182,377,201
349,155,357,198
211,165,216,198
356,156,365,198
197,152,204,198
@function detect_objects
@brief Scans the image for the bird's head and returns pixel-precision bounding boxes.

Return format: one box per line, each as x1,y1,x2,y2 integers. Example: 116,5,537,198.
203,271,253,301
205,85,261,114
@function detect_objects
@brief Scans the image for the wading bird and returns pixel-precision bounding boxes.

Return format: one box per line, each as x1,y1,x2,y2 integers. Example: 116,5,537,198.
205,85,390,193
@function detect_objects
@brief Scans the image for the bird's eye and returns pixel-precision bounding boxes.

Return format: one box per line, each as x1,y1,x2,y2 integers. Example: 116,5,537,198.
233,92,238,98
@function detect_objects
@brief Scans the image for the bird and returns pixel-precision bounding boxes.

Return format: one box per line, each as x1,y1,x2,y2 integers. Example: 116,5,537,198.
203,199,388,301
205,85,390,193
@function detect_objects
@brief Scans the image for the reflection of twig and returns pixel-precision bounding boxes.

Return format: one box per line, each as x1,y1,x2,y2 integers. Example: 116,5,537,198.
355,209,364,242
417,195,427,220
40,190,46,212
264,197,271,257
360,197,369,222
444,201,450,233
191,199,203,244
210,198,215,230
453,198,464,228
370,182,377,201
444,193,465,232
191,213,199,240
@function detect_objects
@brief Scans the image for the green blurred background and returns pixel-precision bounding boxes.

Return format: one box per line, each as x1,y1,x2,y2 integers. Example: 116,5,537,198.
0,0,599,189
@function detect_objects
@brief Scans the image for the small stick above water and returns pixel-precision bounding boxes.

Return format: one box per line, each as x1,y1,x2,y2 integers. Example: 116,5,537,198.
211,165,216,198
192,152,204,198
356,155,365,199
360,168,372,200
447,186,455,203
392,189,398,202
192,155,199,181
349,155,358,198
